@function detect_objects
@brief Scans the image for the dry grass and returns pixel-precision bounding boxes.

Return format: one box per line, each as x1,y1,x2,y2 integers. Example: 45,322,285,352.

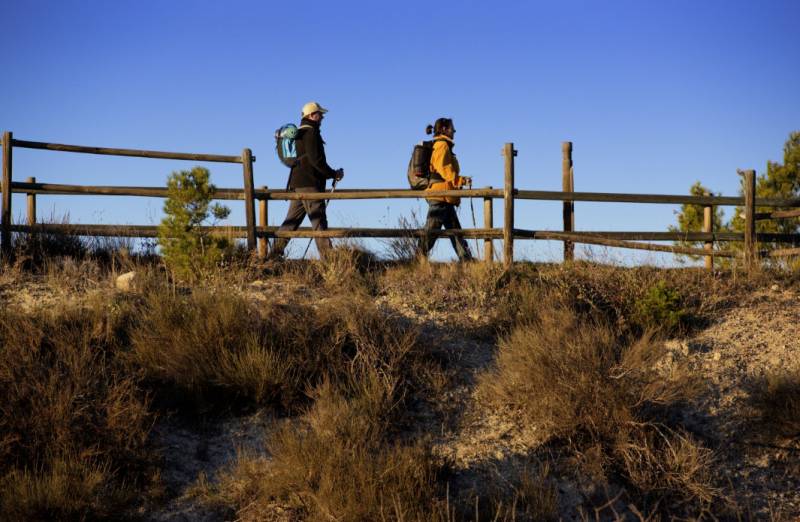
0,298,155,520
478,302,724,517
750,369,800,441
1,244,794,519
128,279,424,413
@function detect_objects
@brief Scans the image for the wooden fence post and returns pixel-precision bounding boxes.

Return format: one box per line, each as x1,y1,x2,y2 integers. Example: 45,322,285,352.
258,185,268,258
1,131,12,258
27,176,36,226
743,169,757,270
483,186,493,262
242,148,256,251
562,141,574,262
703,203,713,271
503,143,516,268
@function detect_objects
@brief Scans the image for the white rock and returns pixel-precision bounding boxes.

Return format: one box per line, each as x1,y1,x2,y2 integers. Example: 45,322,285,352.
116,271,136,291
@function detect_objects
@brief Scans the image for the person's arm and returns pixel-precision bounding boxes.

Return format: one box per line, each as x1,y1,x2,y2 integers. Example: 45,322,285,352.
431,141,466,187
303,130,338,179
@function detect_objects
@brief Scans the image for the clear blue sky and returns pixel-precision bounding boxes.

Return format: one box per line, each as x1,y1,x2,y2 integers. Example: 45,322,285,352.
2,0,799,262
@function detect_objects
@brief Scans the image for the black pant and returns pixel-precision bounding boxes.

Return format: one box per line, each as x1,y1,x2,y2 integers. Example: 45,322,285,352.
272,187,332,256
419,201,473,261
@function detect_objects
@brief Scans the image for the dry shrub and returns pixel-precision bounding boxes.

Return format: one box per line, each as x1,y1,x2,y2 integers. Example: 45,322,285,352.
750,369,800,440
380,259,507,325
0,458,114,521
186,280,454,521
0,301,153,520
208,382,448,522
470,463,559,522
129,283,425,412
479,304,721,516
499,263,737,337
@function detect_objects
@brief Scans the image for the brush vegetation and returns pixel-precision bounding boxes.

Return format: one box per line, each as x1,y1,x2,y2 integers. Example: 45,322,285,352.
1,236,795,520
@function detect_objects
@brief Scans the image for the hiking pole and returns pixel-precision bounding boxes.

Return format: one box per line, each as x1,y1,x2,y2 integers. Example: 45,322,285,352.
468,178,480,257
301,177,338,260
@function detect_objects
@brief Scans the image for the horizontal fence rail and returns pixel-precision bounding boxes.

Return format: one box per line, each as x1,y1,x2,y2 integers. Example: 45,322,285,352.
3,132,800,269
10,139,246,164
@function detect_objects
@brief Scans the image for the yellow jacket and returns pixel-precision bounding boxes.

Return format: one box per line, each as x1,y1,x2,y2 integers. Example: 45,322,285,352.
425,135,468,205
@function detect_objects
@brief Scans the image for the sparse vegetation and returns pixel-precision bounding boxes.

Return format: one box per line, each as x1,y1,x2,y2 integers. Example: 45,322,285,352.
0,246,797,520
751,369,800,441
479,303,722,517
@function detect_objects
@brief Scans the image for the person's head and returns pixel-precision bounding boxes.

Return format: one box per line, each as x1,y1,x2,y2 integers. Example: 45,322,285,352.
301,101,328,123
425,118,455,138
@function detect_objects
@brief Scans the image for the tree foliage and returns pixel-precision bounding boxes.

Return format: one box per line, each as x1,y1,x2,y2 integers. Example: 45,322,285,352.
668,182,725,262
672,131,800,265
157,167,231,281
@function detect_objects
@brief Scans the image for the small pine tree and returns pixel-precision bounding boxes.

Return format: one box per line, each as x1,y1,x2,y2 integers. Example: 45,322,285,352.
158,166,231,281
668,181,725,263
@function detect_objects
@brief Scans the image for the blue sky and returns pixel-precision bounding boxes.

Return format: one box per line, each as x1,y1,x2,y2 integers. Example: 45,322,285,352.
2,0,799,262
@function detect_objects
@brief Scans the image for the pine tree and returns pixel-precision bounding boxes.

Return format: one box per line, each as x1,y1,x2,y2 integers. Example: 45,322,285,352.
158,167,231,281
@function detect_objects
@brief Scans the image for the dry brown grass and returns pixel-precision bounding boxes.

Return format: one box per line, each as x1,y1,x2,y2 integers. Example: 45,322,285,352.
128,278,425,414
0,298,155,520
478,302,724,517
1,246,793,520
750,369,800,441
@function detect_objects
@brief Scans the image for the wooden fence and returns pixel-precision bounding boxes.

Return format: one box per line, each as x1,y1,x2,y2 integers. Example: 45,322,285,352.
2,130,800,270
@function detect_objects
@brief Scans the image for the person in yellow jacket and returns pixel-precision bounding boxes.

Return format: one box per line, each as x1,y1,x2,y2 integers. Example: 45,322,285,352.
419,118,474,261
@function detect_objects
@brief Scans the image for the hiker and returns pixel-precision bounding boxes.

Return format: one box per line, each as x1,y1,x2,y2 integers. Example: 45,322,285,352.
419,118,473,261
271,101,344,258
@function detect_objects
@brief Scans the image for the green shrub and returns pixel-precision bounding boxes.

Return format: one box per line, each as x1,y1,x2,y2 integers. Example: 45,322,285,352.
632,280,687,334
157,166,232,282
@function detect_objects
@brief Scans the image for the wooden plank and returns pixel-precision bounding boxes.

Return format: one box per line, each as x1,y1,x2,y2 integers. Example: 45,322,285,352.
768,247,800,258
242,148,256,250
12,180,799,210
262,188,503,200
11,139,243,163
2,131,12,257
754,208,800,220
11,223,505,240
503,143,515,268
10,181,246,199
26,177,36,226
515,230,737,258
483,186,493,262
562,141,574,261
743,169,757,269
258,185,268,258
704,204,713,271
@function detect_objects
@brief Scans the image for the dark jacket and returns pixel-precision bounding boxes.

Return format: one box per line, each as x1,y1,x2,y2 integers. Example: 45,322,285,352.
288,118,338,190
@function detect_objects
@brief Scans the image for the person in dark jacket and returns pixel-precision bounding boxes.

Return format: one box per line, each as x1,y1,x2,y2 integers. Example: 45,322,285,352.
419,118,473,261
271,101,344,258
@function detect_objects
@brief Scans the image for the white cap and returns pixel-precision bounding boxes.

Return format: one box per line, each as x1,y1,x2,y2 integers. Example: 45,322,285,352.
301,101,328,118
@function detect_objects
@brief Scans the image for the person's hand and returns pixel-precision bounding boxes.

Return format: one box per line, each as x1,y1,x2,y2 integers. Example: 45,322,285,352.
334,168,345,181
462,176,473,188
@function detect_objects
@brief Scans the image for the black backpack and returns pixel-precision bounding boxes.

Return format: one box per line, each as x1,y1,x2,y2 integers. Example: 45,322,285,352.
407,139,445,190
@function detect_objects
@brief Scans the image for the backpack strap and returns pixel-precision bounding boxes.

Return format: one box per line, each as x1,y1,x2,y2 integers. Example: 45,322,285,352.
429,138,452,181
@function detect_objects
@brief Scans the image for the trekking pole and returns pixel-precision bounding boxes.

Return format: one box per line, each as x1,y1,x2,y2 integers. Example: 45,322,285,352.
468,178,480,256
301,178,338,260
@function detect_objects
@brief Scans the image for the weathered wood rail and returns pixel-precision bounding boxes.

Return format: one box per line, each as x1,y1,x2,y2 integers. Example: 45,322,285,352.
3,131,800,270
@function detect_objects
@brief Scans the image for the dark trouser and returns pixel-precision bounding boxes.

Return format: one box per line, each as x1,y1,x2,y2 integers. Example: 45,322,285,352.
419,201,473,261
272,187,332,256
